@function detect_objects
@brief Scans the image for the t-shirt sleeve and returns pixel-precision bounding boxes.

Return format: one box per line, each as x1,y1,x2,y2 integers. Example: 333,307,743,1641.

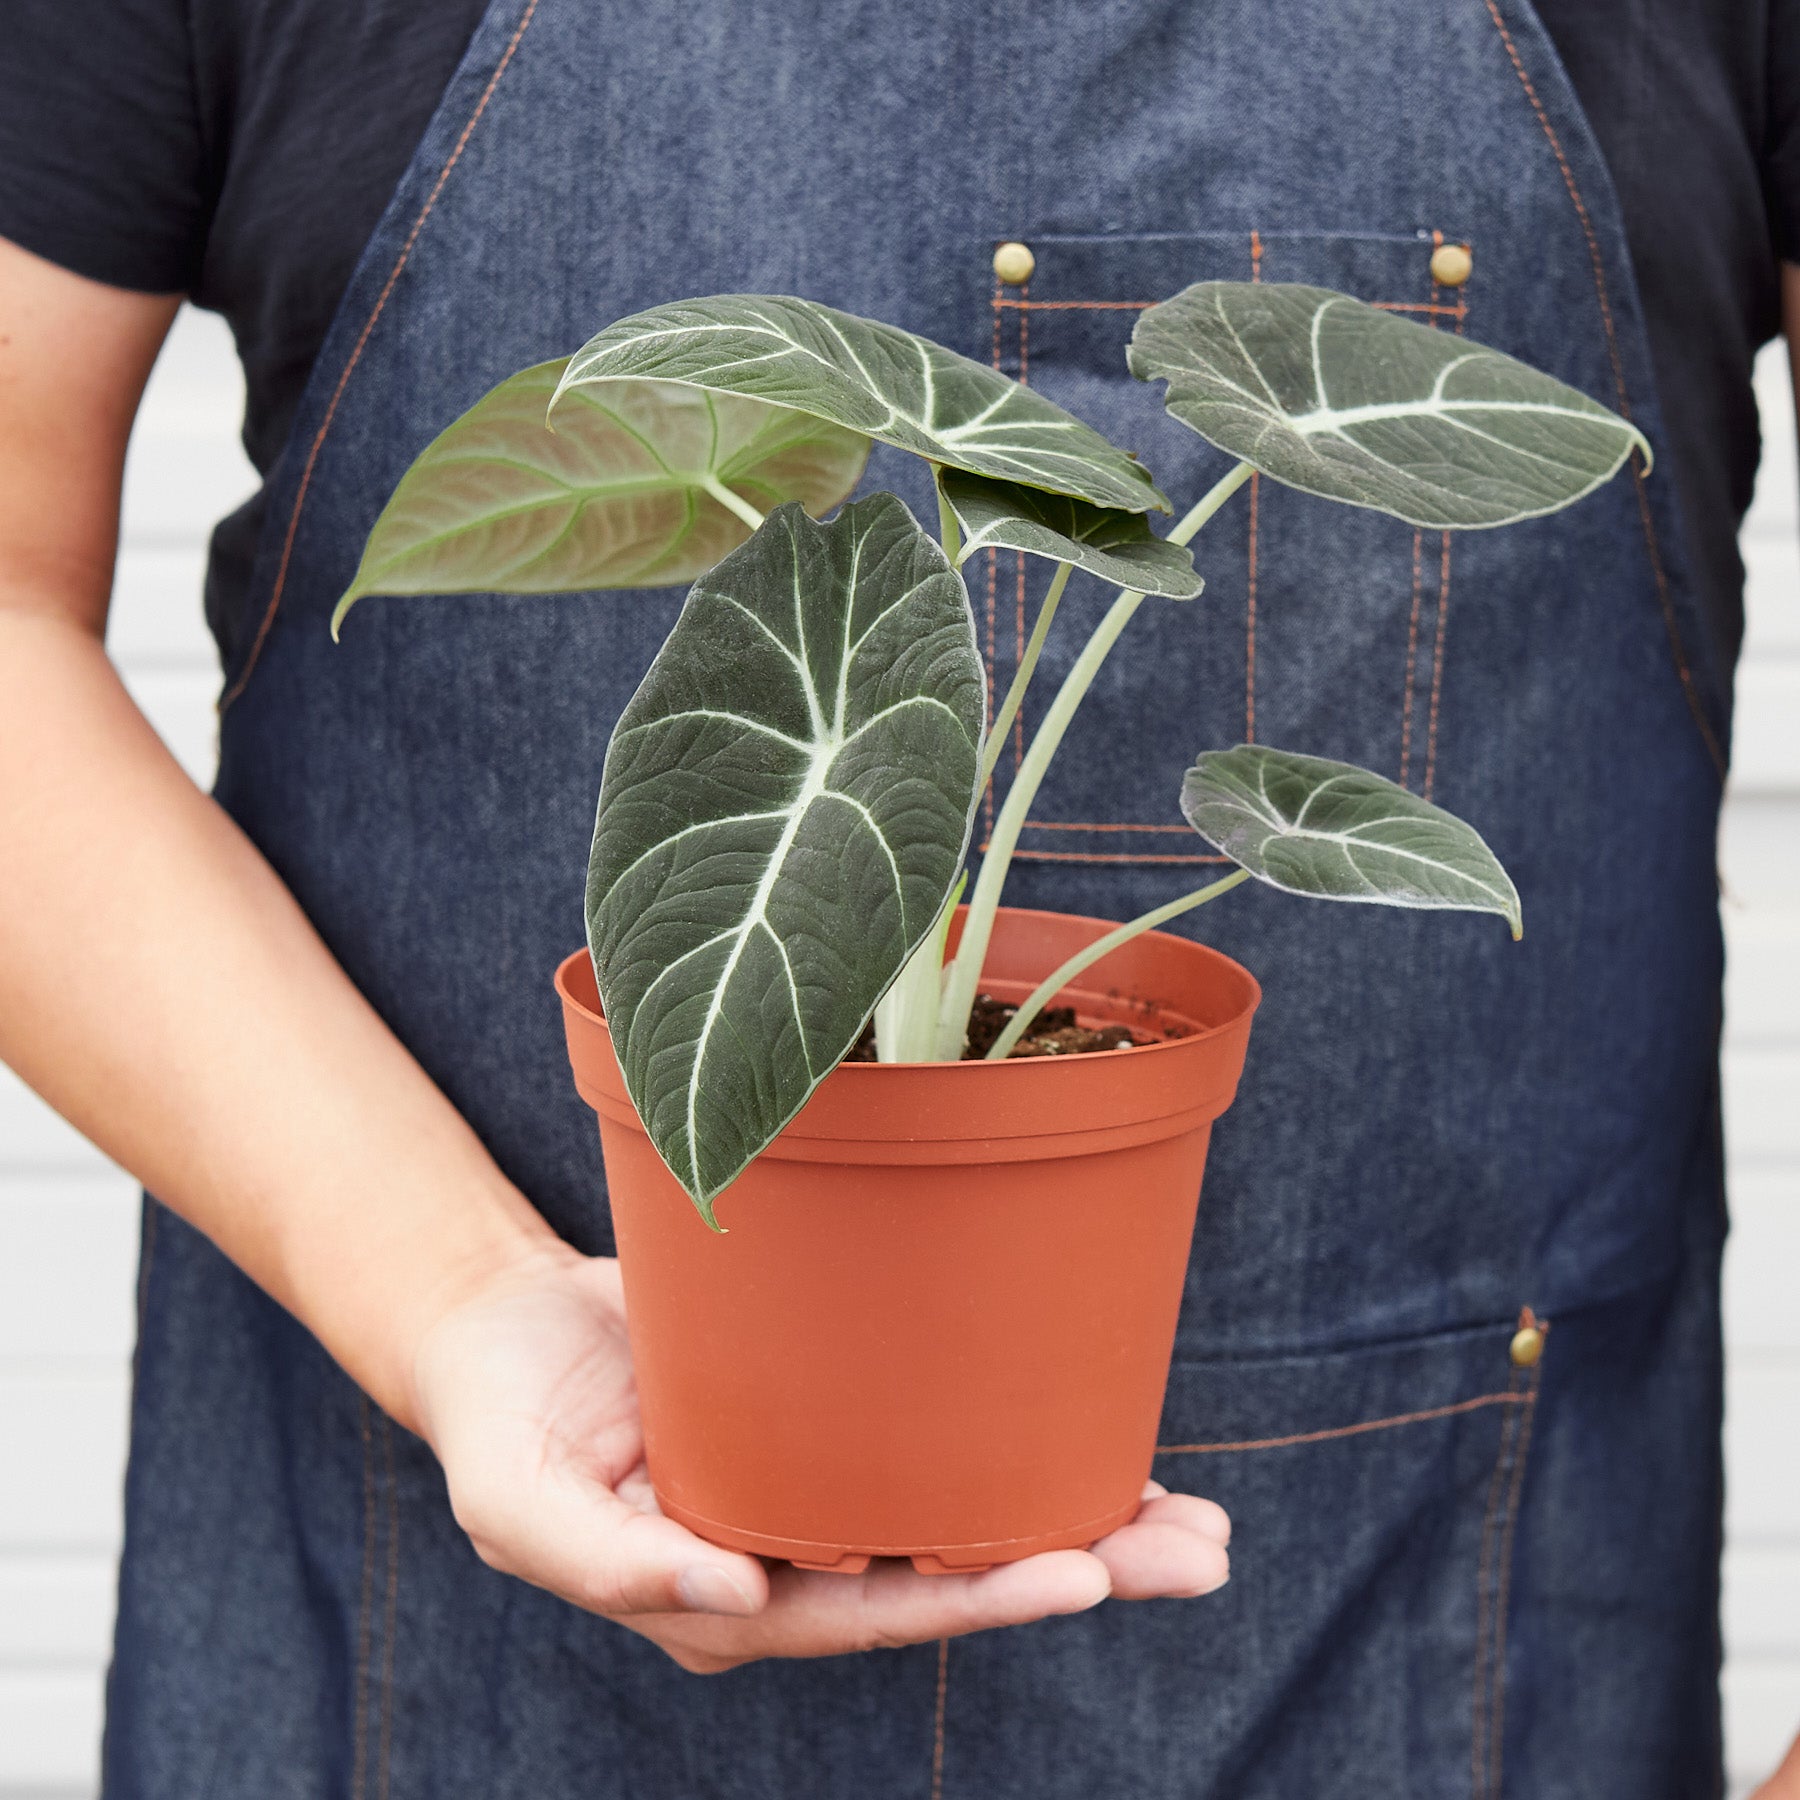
1770,0,1800,262
0,0,207,294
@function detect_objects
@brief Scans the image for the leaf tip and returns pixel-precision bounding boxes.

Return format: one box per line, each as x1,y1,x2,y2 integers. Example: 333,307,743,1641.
329,590,357,642
544,361,579,430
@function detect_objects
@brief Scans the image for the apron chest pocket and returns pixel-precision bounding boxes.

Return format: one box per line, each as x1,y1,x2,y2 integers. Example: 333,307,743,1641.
974,228,1475,867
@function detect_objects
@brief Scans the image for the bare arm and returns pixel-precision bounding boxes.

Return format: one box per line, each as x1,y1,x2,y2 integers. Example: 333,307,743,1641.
0,239,554,1425
0,237,1228,1670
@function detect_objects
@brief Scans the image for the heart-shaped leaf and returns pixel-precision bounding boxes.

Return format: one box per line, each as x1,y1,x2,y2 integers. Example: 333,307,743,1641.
1130,283,1649,528
935,468,1204,599
588,494,985,1221
556,294,1169,515
1180,744,1521,937
331,362,870,634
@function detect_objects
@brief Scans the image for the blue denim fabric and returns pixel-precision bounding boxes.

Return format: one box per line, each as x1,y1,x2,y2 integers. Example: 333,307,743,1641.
105,2,1729,1794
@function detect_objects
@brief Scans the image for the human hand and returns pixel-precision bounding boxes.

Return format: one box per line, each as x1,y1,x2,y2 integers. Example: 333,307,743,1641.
411,1243,1231,1673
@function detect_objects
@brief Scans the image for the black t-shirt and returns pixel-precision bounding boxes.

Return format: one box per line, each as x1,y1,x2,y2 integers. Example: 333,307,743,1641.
1,0,1795,674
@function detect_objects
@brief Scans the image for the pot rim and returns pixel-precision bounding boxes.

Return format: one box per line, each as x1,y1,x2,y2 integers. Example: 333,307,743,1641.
555,903,1261,1075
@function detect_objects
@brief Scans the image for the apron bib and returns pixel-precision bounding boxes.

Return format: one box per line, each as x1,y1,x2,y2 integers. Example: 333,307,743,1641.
108,4,1729,1794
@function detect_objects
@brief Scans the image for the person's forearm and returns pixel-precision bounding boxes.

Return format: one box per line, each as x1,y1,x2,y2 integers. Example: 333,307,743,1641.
0,603,559,1428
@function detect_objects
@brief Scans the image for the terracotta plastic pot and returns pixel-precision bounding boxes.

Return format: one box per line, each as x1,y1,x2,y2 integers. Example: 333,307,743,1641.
555,906,1259,1574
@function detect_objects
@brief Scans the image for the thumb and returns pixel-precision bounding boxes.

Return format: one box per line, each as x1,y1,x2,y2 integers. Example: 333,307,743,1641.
453,1457,770,1620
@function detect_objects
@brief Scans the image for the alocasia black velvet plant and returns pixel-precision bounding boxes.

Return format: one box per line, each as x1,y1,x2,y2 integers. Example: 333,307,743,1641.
335,281,1647,1223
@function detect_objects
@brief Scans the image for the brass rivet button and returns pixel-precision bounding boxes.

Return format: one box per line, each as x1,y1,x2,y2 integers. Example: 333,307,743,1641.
993,241,1036,285
1509,1325,1545,1368
1430,242,1473,287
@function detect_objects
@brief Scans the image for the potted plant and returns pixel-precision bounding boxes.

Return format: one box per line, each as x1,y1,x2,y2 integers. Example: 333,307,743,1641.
333,280,1645,1573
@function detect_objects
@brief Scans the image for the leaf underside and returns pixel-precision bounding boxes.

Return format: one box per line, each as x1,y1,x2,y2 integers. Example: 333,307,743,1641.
556,294,1169,515
1180,744,1522,937
332,363,870,632
935,468,1204,599
587,495,985,1220
1129,283,1650,529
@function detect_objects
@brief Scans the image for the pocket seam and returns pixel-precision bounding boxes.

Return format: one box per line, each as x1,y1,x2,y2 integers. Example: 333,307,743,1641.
1473,1346,1547,1800
1154,1385,1529,1456
980,227,1472,865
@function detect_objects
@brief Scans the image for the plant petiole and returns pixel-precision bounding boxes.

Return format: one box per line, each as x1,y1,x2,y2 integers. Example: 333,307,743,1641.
979,561,1072,787
984,867,1251,1061
1167,460,1254,546
935,475,962,567
935,460,1255,1059
701,474,768,532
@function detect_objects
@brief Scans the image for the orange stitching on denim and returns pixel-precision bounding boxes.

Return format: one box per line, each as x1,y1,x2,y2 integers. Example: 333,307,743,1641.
1479,7,1624,397
1157,1389,1529,1454
992,297,1465,317
1241,226,1263,745
1399,530,1424,788
1027,819,1195,834
377,1415,400,1800
219,0,542,714
1013,553,1028,766
1245,473,1260,743
1471,1371,1523,1798
351,1395,377,1800
1401,253,1448,792
1479,0,1725,780
983,543,997,838
1628,469,1718,764
1472,1310,1548,1800
930,1637,949,1800
1423,531,1452,801
993,298,1154,311
1018,282,1030,386
1013,847,1230,866
983,280,1005,837
1373,300,1470,318
1484,1327,1547,1799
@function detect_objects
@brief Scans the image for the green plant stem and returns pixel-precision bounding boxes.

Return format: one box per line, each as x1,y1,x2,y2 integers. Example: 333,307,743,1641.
701,474,767,532
984,868,1251,1060
979,561,1071,787
934,460,1254,1059
936,476,962,566
873,870,966,1061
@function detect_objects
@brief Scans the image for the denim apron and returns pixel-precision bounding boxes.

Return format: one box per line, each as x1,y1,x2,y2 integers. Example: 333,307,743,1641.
106,3,1732,1794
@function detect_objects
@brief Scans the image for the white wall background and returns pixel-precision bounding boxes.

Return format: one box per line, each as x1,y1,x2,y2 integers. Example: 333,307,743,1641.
0,310,1795,1796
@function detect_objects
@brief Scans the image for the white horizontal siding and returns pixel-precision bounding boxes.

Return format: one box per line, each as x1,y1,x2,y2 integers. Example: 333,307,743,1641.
1719,339,1800,1795
0,1179,141,1363
0,1674,104,1791
0,1559,117,1668
0,314,1796,1796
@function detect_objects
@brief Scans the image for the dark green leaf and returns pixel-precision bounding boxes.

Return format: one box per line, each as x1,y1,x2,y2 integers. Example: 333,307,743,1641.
557,294,1168,514
935,468,1203,598
1180,744,1521,936
1130,283,1649,528
588,495,985,1220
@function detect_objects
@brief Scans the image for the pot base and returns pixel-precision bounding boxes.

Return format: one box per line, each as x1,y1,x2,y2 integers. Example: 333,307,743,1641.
657,1492,1144,1576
